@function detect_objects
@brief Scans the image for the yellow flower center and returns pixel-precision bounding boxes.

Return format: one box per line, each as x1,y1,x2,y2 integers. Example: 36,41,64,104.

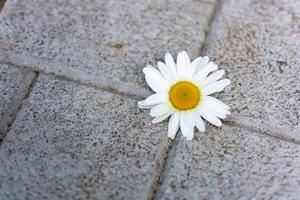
169,81,201,110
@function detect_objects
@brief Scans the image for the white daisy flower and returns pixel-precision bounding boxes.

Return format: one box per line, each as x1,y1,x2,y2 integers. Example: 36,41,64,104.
138,51,231,140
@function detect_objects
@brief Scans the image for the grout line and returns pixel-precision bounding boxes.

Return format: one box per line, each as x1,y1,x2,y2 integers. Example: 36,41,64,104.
224,115,300,145
144,137,174,200
226,122,300,145
153,135,181,200
199,0,223,56
0,2,220,104
194,0,300,145
0,71,39,145
0,0,297,147
150,1,223,199
0,55,151,101
4,59,142,101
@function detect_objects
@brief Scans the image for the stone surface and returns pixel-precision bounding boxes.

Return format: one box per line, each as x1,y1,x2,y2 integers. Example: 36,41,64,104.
202,0,300,136
1,0,300,200
0,0,216,94
156,125,300,200
155,1,300,198
0,75,170,200
0,64,36,139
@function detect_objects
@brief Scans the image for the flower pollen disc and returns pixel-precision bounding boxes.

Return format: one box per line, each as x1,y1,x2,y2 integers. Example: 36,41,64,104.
169,81,200,110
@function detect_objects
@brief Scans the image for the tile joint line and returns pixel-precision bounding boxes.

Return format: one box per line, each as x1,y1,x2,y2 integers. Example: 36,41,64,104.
0,58,146,101
0,72,40,146
149,1,224,199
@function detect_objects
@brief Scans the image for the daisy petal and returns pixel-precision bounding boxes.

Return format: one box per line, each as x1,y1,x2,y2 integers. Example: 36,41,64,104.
202,79,231,95
137,103,153,109
183,51,195,78
177,51,187,78
202,96,230,116
182,51,191,64
145,75,167,93
201,98,230,119
202,70,225,87
189,57,202,77
186,111,195,140
165,53,178,79
203,96,230,110
143,67,170,93
143,65,166,80
138,93,167,108
150,103,171,117
193,112,205,132
143,64,156,71
194,63,218,84
152,110,174,124
157,61,173,82
180,111,194,140
138,98,154,109
180,112,189,138
196,56,209,71
168,112,180,139
197,106,222,127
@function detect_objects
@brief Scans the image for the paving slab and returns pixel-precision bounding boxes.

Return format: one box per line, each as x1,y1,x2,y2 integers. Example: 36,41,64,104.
0,63,36,140
202,0,300,138
0,74,170,200
156,125,300,200
0,0,216,96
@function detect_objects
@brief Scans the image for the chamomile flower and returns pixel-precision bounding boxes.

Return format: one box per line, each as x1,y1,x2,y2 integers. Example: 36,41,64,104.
138,51,231,140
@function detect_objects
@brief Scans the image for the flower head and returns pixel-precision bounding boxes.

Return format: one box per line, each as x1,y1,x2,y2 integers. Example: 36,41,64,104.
138,51,230,140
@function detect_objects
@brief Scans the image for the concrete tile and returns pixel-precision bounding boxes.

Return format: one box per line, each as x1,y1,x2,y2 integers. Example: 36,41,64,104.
157,125,300,200
0,0,216,93
202,0,300,136
0,75,170,199
0,64,36,139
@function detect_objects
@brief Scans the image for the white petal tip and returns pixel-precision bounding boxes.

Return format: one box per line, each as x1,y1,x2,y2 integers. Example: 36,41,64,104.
181,50,188,54
137,101,154,109
142,67,147,74
225,79,231,85
151,119,159,124
168,135,176,139
165,53,173,60
137,101,144,108
198,129,206,133
214,122,223,127
143,65,155,74
203,56,209,63
157,61,163,66
186,137,193,141
211,64,218,70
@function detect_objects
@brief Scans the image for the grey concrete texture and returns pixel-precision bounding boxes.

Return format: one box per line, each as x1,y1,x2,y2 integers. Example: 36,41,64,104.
0,0,216,94
0,0,299,200
157,125,300,200
0,63,36,139
157,0,300,199
202,0,300,137
0,75,170,200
